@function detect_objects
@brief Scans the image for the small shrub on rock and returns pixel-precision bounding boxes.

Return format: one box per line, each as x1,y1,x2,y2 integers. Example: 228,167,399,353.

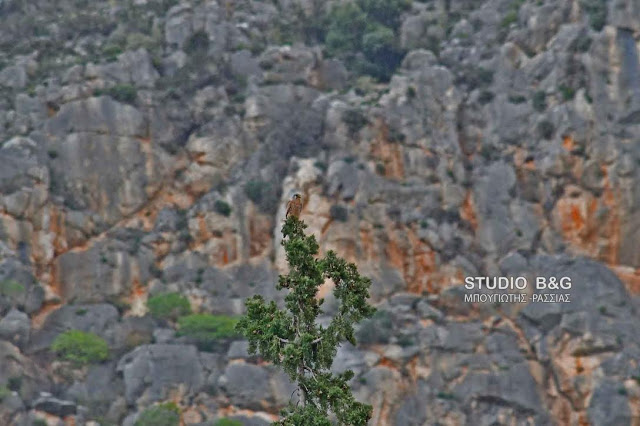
177,314,239,351
0,279,25,297
95,84,137,104
532,90,546,112
214,200,232,217
0,386,10,401
147,293,192,320
134,402,180,426
581,0,607,31
51,330,109,365
245,179,269,204
342,109,368,136
184,30,209,53
215,419,243,426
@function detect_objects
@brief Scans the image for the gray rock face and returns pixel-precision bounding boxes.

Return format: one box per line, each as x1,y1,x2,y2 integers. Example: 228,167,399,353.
588,380,632,426
116,344,204,404
28,304,119,352
0,256,44,315
88,49,159,88
0,309,30,349
165,4,195,47
33,393,77,417
454,364,544,414
53,235,154,303
44,96,146,137
44,96,169,225
0,137,48,215
0,65,27,88
0,341,50,403
218,363,295,411
327,160,360,200
473,162,517,257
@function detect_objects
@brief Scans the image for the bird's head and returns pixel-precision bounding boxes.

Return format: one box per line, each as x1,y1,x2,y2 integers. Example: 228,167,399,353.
292,193,301,200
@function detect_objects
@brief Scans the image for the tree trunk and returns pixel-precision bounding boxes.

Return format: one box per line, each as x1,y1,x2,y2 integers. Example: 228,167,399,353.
298,363,306,406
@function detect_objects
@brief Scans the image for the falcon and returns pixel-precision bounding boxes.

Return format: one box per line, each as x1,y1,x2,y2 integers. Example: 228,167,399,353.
286,193,303,219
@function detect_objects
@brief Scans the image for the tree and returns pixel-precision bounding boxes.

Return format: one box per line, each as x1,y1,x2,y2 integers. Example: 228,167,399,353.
360,23,404,82
356,0,412,28
324,1,408,82
236,217,375,425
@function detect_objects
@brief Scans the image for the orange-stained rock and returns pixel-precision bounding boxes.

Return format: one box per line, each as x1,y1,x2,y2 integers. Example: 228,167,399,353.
370,120,405,180
460,191,478,231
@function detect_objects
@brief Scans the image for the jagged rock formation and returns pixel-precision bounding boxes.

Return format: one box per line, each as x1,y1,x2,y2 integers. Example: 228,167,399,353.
0,0,639,424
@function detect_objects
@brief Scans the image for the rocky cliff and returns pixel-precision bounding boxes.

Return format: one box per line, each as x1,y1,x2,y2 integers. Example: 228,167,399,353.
1,0,640,424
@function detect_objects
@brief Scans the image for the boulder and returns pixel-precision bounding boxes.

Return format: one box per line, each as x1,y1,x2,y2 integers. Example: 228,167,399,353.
116,344,204,404
0,309,30,349
33,393,77,417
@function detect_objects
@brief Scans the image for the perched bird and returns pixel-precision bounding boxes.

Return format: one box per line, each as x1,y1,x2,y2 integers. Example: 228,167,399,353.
286,193,303,219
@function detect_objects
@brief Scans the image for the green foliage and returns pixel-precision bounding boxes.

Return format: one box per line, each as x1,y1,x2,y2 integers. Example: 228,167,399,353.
0,279,25,297
501,10,518,28
102,43,123,61
245,180,268,203
574,36,592,53
177,314,239,350
51,330,109,365
95,84,137,104
436,391,456,400
134,402,180,426
581,0,607,31
342,109,369,136
7,376,22,392
214,200,232,217
559,84,575,101
0,385,10,401
237,217,375,425
457,66,493,89
478,90,494,105
313,161,327,172
532,90,547,112
508,94,527,104
214,419,243,426
184,30,209,53
271,2,319,46
147,293,192,320
356,0,412,28
359,24,405,81
325,3,368,57
329,205,349,222
32,419,47,426
325,0,409,81
503,0,525,28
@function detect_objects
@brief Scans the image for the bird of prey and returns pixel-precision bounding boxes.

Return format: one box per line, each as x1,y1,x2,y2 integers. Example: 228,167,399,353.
286,193,303,219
